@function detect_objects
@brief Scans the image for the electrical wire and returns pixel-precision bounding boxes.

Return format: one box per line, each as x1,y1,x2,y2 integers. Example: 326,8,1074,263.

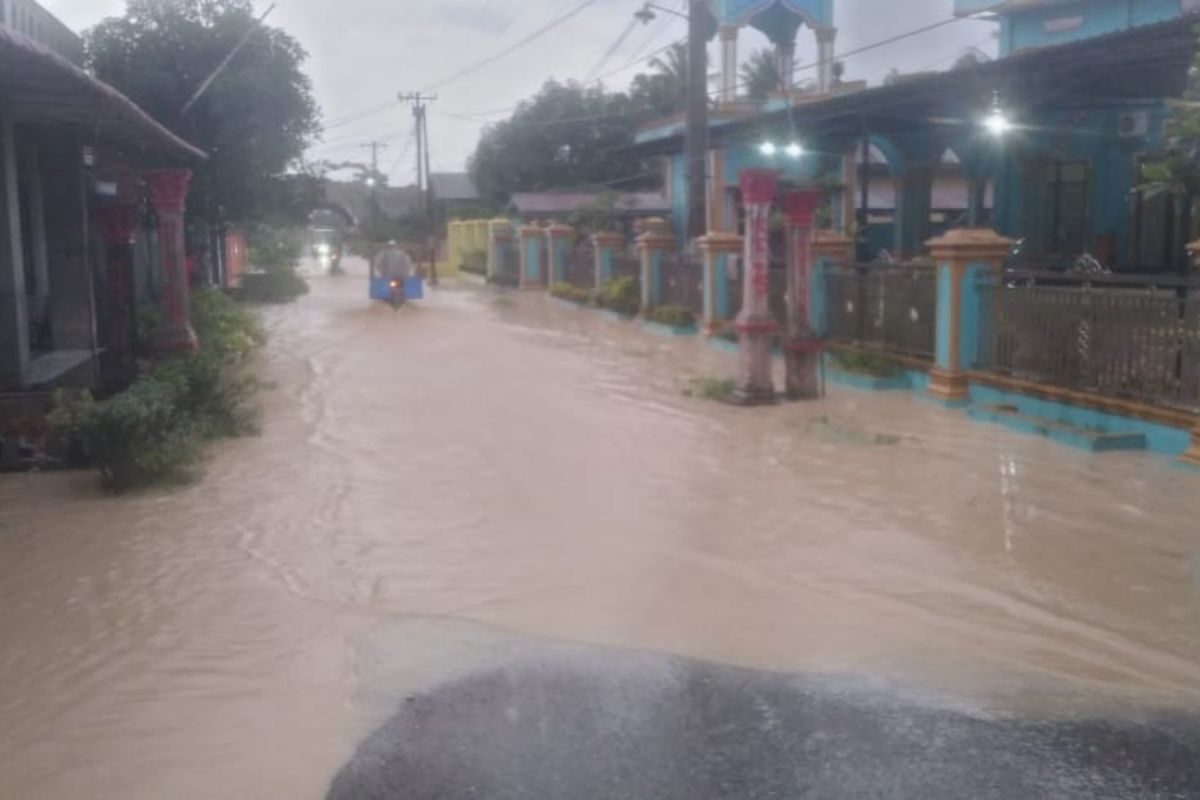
423,0,605,91
585,17,642,83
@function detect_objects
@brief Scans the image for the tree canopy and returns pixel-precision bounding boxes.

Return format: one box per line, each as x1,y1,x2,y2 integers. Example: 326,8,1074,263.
741,49,781,100
87,0,321,227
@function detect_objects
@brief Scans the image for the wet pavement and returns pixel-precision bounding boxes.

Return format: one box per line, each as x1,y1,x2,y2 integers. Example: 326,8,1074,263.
1,257,1199,798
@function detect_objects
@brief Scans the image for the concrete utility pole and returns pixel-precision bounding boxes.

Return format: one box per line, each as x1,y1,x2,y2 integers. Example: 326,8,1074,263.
685,0,709,245
399,92,439,286
361,140,388,249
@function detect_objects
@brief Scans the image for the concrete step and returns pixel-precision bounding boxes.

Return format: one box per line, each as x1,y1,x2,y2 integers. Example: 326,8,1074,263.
966,404,1146,453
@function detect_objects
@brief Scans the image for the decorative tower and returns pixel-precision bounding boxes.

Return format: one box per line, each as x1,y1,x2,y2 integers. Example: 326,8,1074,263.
709,0,838,101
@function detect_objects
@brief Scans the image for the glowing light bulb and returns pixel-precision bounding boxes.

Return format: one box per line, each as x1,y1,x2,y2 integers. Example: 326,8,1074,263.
758,141,777,157
785,142,803,158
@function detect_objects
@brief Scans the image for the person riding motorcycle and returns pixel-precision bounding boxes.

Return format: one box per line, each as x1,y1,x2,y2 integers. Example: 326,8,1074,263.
373,241,415,307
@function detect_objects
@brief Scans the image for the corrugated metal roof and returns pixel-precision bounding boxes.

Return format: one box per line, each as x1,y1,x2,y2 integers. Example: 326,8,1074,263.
0,24,204,161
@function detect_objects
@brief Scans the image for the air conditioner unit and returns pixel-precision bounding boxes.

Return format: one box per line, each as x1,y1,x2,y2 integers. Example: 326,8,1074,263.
1117,110,1151,139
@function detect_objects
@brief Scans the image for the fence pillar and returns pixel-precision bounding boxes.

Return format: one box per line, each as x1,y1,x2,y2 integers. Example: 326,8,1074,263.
545,222,574,285
486,218,512,280
636,217,676,312
781,190,823,400
926,228,1013,405
518,223,545,289
592,231,624,290
697,231,742,333
733,169,780,405
144,169,197,354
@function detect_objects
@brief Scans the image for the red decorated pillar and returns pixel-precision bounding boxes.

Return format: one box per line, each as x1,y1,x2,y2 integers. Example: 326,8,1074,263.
144,170,196,354
732,169,779,405
96,205,140,363
780,189,823,400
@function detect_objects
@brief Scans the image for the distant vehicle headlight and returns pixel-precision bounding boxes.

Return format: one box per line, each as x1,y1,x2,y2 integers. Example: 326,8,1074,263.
316,243,331,256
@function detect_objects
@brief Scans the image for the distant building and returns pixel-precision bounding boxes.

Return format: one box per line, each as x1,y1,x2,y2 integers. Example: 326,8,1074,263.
508,191,671,232
429,173,482,218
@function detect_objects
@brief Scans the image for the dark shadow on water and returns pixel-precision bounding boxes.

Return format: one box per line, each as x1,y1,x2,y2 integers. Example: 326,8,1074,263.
327,651,1200,800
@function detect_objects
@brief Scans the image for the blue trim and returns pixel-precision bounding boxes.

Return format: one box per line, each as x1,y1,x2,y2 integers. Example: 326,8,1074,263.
966,404,1147,453
640,320,700,338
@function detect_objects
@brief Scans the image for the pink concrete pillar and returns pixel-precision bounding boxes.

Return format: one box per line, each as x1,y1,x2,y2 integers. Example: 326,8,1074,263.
144,169,196,354
733,169,779,405
780,190,823,400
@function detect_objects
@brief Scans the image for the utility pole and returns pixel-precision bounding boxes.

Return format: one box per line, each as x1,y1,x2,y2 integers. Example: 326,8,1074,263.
685,0,709,245
399,92,439,286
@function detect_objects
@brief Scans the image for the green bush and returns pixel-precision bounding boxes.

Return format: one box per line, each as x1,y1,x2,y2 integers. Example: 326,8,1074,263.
460,249,487,275
597,275,640,316
684,376,736,401
646,304,695,329
549,282,592,304
833,349,905,378
51,291,263,492
248,227,304,273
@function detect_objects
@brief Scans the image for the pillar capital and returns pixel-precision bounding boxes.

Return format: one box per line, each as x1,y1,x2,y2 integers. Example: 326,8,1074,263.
815,26,837,43
780,189,821,227
636,217,675,252
143,169,191,215
489,218,514,239
698,231,742,254
739,169,778,205
719,24,738,41
811,230,854,263
519,223,544,239
927,227,1014,269
545,222,574,240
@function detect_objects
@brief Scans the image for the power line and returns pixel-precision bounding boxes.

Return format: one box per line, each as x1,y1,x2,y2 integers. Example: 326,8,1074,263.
423,0,605,91
585,16,642,83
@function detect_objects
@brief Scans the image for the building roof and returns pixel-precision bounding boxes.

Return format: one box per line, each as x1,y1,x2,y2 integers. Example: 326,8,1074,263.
0,24,204,161
508,191,671,216
430,172,480,202
621,13,1198,159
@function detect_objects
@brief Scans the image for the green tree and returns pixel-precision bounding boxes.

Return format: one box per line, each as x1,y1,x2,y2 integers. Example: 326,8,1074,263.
629,41,688,119
468,80,648,206
87,0,321,227
741,49,781,100
1140,32,1200,201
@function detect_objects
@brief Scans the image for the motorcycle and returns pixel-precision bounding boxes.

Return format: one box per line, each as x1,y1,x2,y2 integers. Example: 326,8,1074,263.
387,277,406,310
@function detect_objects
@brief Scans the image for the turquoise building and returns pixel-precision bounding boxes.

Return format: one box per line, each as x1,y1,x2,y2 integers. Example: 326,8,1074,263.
630,0,1200,273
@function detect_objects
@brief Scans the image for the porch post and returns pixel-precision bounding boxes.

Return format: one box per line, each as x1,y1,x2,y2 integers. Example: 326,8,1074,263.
636,218,675,312
144,169,197,354
732,169,779,405
0,106,29,388
810,231,855,338
19,145,49,316
545,222,574,285
96,205,140,364
698,231,742,333
781,190,822,400
518,222,545,289
486,218,512,280
592,231,623,291
926,228,1013,405
719,26,739,104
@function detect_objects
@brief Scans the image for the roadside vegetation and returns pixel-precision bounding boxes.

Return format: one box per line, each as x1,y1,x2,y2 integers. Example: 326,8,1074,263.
241,227,310,304
831,350,905,378
50,291,264,493
596,275,640,316
460,249,488,277
550,283,593,304
646,305,696,329
684,376,736,401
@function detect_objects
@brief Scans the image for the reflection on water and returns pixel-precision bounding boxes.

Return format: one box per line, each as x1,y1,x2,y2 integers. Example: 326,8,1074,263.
1,258,1199,798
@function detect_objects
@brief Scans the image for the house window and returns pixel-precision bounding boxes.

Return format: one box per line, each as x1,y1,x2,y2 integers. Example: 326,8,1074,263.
1045,160,1090,257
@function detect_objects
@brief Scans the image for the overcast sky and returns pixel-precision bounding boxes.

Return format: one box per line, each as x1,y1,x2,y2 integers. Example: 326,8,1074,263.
47,0,996,185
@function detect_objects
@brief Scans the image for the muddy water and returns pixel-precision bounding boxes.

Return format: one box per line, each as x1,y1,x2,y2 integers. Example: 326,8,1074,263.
2,258,1199,798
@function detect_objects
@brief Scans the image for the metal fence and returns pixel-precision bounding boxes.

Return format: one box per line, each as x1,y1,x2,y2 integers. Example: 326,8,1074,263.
496,242,519,284
659,253,703,314
978,272,1200,412
825,265,937,360
563,244,594,288
612,254,640,281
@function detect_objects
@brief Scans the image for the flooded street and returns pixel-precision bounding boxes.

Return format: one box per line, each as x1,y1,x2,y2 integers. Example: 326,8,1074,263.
3,258,1200,798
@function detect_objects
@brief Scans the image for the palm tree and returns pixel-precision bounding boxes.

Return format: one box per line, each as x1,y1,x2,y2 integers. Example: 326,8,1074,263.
740,48,781,100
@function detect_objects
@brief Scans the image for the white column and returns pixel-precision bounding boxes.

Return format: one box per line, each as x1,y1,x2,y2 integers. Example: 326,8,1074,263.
776,42,795,93
20,145,49,313
0,106,30,388
816,27,837,94
719,26,738,104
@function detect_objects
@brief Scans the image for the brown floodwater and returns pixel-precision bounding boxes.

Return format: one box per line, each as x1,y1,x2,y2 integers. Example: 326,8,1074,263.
1,257,1199,798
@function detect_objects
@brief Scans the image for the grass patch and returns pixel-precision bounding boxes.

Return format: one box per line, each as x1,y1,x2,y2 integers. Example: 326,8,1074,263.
646,304,696,329
806,415,902,446
831,350,905,378
684,376,736,401
49,290,263,493
550,282,592,304
596,275,640,316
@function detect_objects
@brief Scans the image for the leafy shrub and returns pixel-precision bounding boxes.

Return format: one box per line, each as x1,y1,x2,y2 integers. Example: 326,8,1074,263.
487,273,519,288
833,349,905,378
460,249,487,275
550,282,592,304
596,275,640,316
684,376,736,401
191,289,264,361
647,304,695,329
248,227,304,273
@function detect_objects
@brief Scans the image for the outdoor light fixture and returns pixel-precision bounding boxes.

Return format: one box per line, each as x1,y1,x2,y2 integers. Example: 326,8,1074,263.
758,140,804,159
984,91,1012,137
365,177,377,187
